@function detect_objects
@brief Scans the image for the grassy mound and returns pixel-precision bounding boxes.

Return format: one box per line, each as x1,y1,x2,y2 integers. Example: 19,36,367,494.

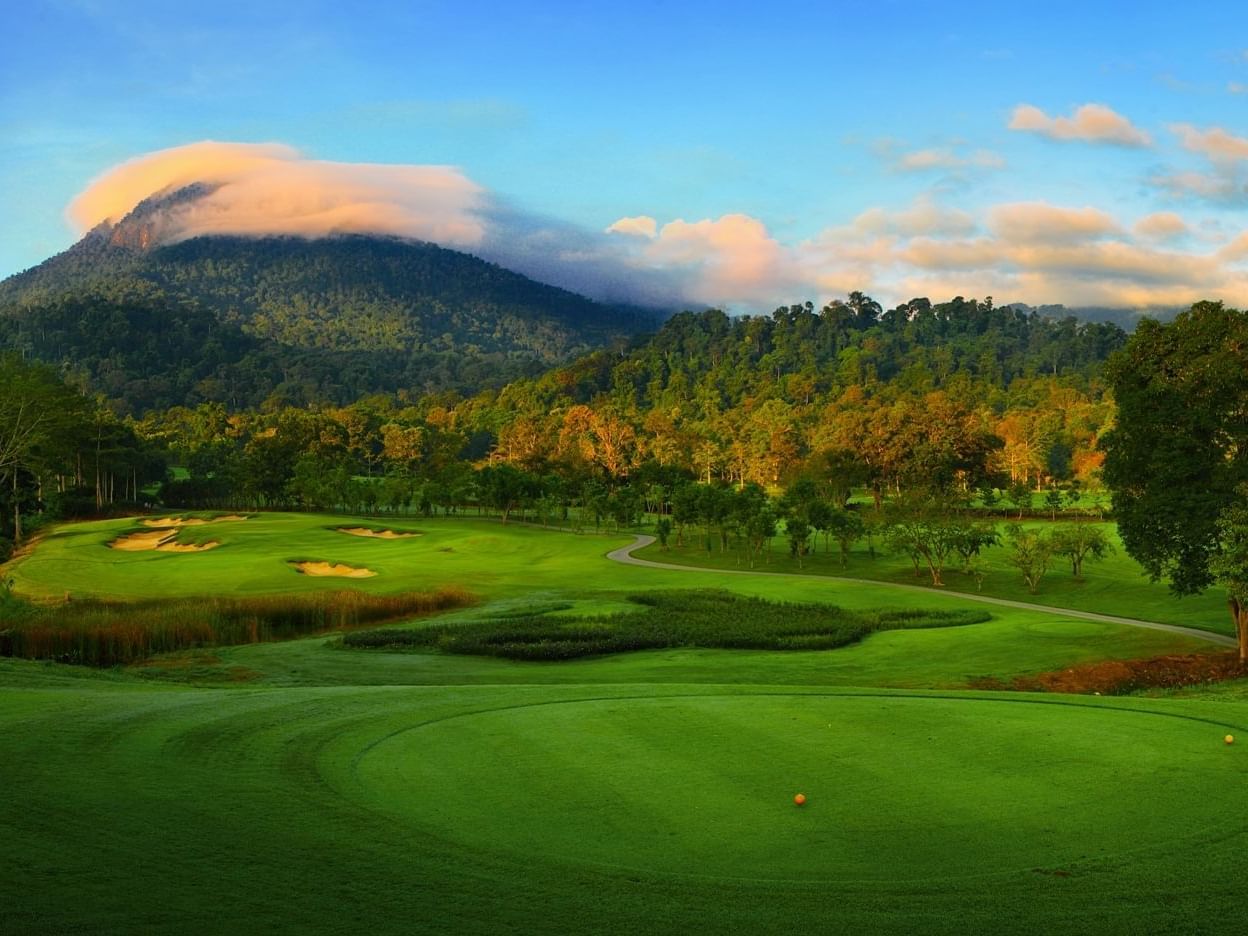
4,675,1246,935
343,589,990,659
351,692,1245,882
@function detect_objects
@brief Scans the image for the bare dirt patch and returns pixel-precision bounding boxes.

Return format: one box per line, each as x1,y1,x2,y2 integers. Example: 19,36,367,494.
336,527,421,539
290,561,377,578
968,651,1248,695
110,531,220,553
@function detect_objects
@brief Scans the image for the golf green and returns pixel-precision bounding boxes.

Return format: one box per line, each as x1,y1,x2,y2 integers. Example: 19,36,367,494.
346,692,1243,882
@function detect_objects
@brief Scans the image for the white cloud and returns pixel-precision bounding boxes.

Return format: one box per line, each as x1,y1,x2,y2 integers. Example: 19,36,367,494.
894,147,1006,172
604,215,658,238
1134,212,1190,242
851,196,977,238
69,141,1248,313
1150,169,1245,202
69,141,692,307
69,141,488,245
1008,103,1152,146
987,203,1121,242
627,214,808,308
1169,123,1248,162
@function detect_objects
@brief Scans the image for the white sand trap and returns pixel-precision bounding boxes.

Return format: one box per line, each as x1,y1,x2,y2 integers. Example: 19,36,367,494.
157,541,220,553
291,561,377,578
143,515,248,528
110,530,220,552
337,527,420,540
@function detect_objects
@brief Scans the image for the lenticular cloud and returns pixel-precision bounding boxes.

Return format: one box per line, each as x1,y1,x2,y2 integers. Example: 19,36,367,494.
67,141,489,247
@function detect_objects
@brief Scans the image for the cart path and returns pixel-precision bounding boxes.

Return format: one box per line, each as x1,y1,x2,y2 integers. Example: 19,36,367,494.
606,535,1237,649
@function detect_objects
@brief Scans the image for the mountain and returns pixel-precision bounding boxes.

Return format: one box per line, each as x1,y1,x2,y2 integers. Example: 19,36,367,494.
0,189,668,411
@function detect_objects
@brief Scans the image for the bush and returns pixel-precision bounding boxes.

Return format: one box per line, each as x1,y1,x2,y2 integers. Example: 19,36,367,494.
343,589,989,661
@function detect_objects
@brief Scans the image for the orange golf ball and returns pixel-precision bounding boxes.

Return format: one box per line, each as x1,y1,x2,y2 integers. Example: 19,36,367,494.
794,793,807,806
1226,734,1235,745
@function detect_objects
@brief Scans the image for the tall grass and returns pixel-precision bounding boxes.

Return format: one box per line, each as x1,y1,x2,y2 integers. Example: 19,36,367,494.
343,589,989,660
0,588,474,667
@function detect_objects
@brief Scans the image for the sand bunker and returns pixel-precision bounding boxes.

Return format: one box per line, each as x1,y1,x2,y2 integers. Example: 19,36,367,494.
290,561,377,578
336,527,421,540
143,515,248,528
110,530,220,553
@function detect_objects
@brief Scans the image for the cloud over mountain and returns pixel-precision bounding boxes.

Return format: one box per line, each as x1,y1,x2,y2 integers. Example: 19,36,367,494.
69,141,1248,313
67,141,685,307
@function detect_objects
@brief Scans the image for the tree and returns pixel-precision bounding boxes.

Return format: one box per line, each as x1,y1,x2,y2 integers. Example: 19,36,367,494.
1004,525,1053,594
786,517,811,568
744,505,777,567
806,500,835,554
1043,486,1066,521
0,356,92,542
479,463,530,524
1049,524,1114,580
948,520,999,575
824,507,865,568
1210,490,1248,657
882,495,964,586
1102,302,1248,658
1007,479,1031,519
655,517,672,550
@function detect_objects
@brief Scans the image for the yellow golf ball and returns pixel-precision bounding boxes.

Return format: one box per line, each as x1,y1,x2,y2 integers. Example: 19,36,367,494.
1226,734,1235,745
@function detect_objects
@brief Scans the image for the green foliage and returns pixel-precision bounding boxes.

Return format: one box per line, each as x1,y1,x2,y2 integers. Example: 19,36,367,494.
1103,301,1248,596
786,517,812,567
1,354,163,543
654,516,672,549
1049,524,1114,579
1004,524,1054,594
0,235,661,411
343,589,988,660
1210,488,1248,655
1211,492,1248,605
883,499,967,586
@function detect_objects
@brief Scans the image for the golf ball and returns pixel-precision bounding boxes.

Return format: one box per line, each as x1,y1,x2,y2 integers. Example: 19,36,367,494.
1226,734,1235,745
794,793,807,806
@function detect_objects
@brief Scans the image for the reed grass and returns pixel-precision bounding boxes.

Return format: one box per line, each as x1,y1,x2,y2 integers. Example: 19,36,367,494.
0,587,474,666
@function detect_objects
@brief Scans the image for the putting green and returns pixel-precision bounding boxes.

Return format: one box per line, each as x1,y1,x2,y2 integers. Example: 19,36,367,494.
347,693,1244,882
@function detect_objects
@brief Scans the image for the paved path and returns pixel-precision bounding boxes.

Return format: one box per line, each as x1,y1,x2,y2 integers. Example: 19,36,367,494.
606,535,1237,649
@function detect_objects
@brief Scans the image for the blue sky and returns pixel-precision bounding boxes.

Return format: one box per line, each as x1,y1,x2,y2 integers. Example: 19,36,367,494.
2,0,1246,308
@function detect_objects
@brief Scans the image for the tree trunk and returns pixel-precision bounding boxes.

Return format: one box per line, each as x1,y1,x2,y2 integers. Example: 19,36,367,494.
1231,597,1248,663
13,470,21,543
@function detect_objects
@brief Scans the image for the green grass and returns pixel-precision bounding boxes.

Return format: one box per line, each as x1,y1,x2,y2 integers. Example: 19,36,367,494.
8,512,642,600
643,519,1235,634
3,513,1248,934
3,667,1247,935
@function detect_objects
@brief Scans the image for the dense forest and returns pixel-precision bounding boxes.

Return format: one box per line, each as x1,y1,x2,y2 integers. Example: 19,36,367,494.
0,228,663,408
0,292,1133,563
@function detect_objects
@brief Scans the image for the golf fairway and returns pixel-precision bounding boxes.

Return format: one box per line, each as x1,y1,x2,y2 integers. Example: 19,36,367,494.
5,515,1248,934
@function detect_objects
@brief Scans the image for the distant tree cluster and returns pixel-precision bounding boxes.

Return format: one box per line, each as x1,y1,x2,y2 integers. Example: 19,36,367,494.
0,355,164,558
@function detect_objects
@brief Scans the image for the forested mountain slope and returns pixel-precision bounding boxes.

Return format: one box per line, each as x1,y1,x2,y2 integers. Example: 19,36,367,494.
0,192,665,410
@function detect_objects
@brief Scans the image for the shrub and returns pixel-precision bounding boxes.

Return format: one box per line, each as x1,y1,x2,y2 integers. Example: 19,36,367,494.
343,589,988,661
